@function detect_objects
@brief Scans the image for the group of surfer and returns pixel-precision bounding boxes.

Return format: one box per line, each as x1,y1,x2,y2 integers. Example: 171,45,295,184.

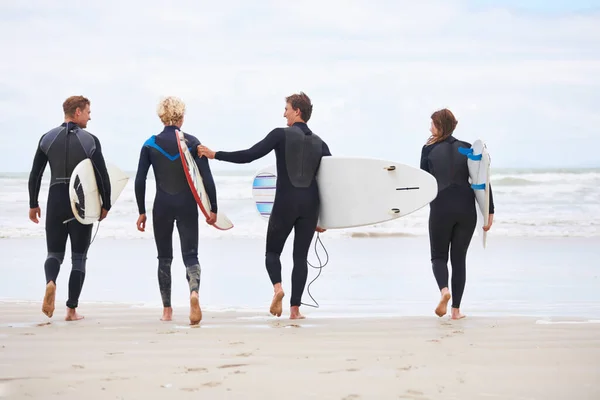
27,94,494,325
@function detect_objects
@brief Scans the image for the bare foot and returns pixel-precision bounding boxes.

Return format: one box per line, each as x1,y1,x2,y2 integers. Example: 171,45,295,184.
435,291,451,317
451,308,466,320
189,292,202,325
270,290,285,317
290,306,305,320
161,307,173,321
65,308,84,321
42,281,56,318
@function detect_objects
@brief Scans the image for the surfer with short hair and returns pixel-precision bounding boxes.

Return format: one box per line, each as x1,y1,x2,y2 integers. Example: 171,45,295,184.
420,108,495,320
198,92,332,320
134,96,218,325
28,95,112,321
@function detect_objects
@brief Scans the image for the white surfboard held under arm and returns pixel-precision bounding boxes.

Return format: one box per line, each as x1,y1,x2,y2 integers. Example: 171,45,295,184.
458,139,492,248
252,156,439,230
69,158,130,225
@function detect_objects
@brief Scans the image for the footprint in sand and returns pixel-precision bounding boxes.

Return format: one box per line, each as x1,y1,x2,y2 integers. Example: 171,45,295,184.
180,388,199,392
101,377,129,381
218,364,247,369
185,367,208,373
236,352,252,357
342,395,361,400
398,389,427,399
203,381,221,388
229,341,244,345
72,365,84,369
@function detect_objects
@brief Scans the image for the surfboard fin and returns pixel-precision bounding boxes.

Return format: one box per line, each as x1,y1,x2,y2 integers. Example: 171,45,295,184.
390,208,400,214
385,166,396,171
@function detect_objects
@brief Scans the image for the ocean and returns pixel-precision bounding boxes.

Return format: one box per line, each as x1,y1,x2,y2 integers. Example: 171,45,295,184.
1,167,599,240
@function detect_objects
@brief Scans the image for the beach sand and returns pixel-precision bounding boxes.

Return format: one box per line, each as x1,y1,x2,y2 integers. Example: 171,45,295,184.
1,302,599,399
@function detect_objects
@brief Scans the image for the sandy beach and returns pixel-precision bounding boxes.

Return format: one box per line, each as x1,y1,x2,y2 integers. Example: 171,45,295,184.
1,301,599,400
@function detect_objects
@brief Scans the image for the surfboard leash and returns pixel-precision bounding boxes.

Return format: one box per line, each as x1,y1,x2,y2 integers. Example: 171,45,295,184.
89,221,101,246
301,232,329,309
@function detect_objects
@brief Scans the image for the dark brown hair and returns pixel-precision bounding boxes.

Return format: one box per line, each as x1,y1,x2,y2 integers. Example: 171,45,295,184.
63,95,90,117
427,108,458,145
285,92,313,122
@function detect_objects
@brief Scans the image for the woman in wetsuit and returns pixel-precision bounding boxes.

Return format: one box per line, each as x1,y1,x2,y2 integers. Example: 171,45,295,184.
420,109,495,319
197,92,332,320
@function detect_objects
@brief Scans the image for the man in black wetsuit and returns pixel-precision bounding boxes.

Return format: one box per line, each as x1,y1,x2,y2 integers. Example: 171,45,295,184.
198,92,332,320
420,108,495,320
28,95,112,321
134,96,218,325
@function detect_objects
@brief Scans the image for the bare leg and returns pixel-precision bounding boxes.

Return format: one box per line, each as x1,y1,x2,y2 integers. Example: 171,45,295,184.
42,281,56,318
290,305,305,320
270,283,285,317
435,287,451,317
189,291,202,325
451,307,466,320
161,307,173,321
65,307,84,321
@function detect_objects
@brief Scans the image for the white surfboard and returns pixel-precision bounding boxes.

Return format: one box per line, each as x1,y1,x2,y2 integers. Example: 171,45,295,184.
252,156,438,229
175,129,233,231
69,158,129,225
459,139,491,248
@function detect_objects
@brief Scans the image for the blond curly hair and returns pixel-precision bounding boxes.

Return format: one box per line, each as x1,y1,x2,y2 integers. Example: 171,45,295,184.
157,96,186,125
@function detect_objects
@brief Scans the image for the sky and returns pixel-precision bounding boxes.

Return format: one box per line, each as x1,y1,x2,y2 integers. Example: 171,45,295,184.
1,0,599,173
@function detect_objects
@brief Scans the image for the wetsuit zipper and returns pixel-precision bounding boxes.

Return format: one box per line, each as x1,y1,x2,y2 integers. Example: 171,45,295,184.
300,135,306,180
65,127,70,182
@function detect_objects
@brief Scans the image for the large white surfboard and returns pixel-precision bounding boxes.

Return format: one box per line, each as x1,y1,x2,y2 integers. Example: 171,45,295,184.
459,139,491,248
175,129,233,231
252,156,438,230
69,158,129,225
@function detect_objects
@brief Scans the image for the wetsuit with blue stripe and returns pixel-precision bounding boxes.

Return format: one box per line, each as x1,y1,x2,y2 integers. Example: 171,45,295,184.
28,121,112,309
213,122,331,307
134,125,218,308
420,135,495,309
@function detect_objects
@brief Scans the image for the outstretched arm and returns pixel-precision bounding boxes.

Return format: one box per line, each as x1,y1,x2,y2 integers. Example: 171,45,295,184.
194,150,218,213
91,135,112,211
210,129,283,164
28,138,48,209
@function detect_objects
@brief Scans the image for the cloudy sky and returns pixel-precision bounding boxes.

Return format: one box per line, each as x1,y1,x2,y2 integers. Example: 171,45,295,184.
1,0,598,172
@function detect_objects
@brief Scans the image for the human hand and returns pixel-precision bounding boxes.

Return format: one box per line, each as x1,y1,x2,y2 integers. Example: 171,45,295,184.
137,214,147,232
206,212,217,225
316,226,326,233
483,214,494,231
197,145,215,159
99,208,109,221
29,207,41,224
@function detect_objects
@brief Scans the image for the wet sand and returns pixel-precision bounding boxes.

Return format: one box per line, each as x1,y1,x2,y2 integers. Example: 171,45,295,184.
1,302,599,399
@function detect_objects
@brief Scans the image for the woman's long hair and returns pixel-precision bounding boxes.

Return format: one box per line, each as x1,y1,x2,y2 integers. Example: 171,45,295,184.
426,108,458,145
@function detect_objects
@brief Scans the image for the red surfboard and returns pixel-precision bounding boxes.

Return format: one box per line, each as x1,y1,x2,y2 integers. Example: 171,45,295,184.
175,129,233,231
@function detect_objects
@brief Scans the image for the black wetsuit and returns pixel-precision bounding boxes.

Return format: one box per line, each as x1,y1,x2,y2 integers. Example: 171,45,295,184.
134,125,218,308
28,121,111,309
214,122,331,307
420,136,495,309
